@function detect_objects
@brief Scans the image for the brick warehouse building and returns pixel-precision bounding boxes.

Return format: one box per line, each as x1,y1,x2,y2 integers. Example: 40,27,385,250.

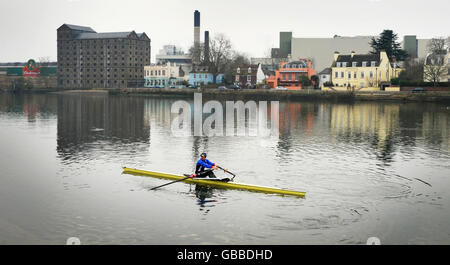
57,24,150,88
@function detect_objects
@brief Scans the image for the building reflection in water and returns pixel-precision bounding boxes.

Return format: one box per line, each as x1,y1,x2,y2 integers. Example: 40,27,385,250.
0,93,58,122
275,101,449,165
56,94,150,161
1,93,447,168
330,103,400,163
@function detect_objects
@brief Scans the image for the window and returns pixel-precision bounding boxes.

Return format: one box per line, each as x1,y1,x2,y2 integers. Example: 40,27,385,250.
354,72,357,78
337,62,341,67
342,62,347,67
370,71,373,78
371,61,376,67
247,75,251,82
348,72,351,79
235,75,240,82
352,62,357,67
248,67,252,74
341,72,344,78
237,68,240,73
335,72,338,78
361,72,365,78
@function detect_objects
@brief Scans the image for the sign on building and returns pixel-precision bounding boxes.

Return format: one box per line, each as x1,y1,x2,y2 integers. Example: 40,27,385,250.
22,59,40,77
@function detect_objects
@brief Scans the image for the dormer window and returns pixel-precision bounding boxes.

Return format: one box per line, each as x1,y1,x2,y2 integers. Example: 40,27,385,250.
352,62,357,67
342,62,347,67
237,67,240,74
362,61,367,67
337,62,341,67
248,67,252,73
371,61,376,67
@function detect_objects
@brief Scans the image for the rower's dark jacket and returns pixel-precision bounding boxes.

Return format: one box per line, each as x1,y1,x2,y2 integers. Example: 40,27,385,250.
195,159,215,174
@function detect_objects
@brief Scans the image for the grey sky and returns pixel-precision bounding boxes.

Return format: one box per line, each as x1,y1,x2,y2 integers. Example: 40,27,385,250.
0,0,449,63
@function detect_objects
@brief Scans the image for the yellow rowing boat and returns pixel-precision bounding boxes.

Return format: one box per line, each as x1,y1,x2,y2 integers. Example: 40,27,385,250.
122,167,305,198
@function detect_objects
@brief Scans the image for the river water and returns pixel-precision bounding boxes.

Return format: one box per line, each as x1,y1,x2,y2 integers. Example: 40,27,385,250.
0,92,449,244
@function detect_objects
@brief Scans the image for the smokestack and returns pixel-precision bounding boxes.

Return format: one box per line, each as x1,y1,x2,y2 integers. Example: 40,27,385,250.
204,31,209,63
194,10,200,28
193,10,201,64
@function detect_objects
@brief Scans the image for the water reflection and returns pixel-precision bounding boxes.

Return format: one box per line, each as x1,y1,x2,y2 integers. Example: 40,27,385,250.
1,92,450,244
194,185,217,210
1,93,448,167
56,94,150,162
0,93,58,121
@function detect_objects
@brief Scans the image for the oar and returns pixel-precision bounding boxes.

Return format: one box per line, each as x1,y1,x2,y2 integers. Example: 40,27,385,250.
150,175,193,190
217,166,237,181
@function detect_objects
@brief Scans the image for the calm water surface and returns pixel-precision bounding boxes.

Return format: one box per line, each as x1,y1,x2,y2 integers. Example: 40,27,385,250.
0,92,449,244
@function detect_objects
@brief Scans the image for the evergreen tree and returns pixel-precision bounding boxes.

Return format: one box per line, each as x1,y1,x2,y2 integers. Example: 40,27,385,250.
370,30,408,61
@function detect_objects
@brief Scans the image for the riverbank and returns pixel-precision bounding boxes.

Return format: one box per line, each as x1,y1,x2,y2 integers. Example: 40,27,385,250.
3,87,450,102
115,88,450,103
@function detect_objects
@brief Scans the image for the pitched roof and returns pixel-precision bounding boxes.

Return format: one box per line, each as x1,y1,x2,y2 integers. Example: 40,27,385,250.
318,68,332,75
333,53,380,67
233,65,259,75
282,60,310,69
137,32,151,40
63,24,96,33
59,24,149,40
74,32,135,39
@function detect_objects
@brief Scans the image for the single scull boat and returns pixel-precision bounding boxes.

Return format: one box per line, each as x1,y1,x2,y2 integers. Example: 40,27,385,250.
122,167,306,198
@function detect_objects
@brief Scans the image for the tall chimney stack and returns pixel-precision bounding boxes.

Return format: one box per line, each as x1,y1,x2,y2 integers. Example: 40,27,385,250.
193,10,201,65
204,31,210,63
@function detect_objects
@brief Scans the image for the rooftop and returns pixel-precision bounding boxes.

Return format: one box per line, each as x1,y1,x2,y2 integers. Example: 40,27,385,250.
63,24,96,33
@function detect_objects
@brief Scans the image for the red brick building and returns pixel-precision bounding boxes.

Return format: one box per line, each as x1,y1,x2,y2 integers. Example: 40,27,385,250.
233,65,259,88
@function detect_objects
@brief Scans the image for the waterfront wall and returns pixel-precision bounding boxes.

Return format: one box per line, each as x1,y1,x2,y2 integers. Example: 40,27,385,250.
400,86,450,92
0,75,58,91
116,88,450,102
2,85,450,103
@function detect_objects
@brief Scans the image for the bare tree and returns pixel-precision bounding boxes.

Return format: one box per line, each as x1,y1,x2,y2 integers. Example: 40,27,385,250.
424,38,448,86
447,36,450,52
399,58,424,82
223,52,250,83
424,57,447,85
365,75,378,88
38,56,51,67
208,34,233,83
188,33,234,83
427,37,446,54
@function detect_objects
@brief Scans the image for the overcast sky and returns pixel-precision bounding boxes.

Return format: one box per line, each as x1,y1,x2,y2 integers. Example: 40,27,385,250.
0,0,449,63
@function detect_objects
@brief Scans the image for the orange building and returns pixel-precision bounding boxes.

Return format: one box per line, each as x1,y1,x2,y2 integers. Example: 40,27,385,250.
266,59,316,90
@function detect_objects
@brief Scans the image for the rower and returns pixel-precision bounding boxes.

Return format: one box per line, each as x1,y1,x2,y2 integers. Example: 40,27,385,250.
190,153,219,178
